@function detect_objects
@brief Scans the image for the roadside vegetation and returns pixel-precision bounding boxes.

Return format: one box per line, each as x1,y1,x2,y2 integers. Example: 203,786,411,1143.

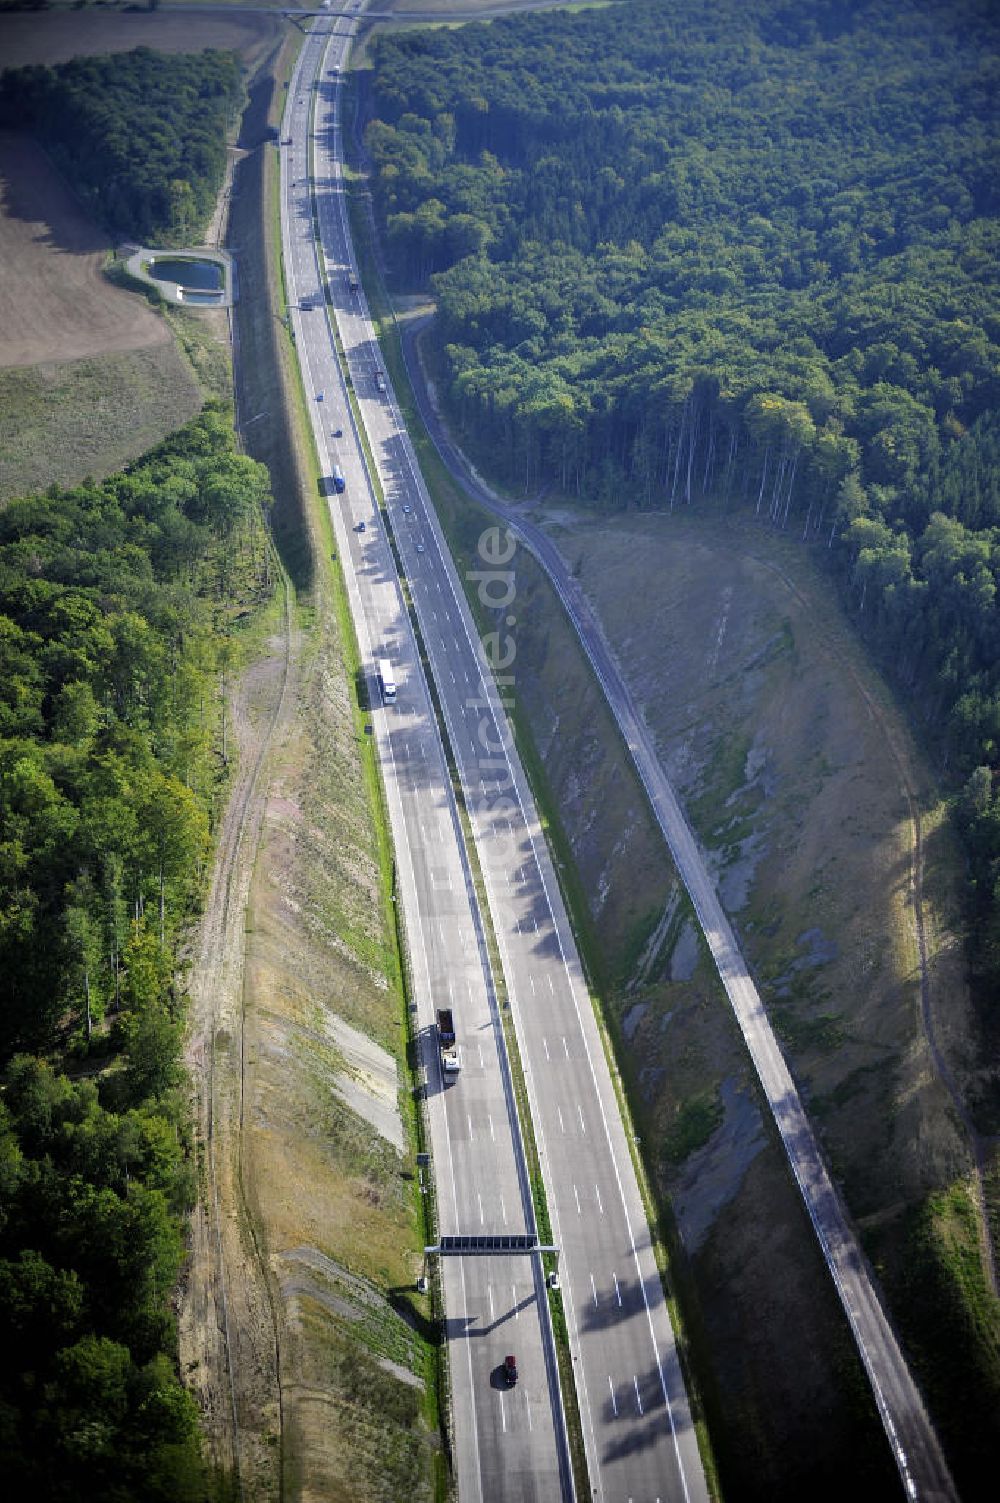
0,405,274,1500
0,48,242,244
362,0,1000,1034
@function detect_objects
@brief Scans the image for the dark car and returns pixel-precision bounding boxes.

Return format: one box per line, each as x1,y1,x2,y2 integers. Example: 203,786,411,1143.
503,1355,518,1387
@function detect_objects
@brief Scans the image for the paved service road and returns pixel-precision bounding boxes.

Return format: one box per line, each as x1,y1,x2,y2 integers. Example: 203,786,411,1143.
281,14,711,1503
280,22,569,1503
400,315,960,1503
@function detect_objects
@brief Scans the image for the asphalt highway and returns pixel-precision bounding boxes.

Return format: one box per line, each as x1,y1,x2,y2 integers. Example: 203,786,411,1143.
279,14,711,1503
281,23,569,1503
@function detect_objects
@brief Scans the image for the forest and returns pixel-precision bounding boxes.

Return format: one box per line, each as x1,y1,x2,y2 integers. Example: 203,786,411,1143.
0,405,272,1498
364,0,1000,1029
0,48,243,243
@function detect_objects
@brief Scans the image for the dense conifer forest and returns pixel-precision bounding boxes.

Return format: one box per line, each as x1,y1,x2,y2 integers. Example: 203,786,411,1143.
0,48,242,242
0,406,272,1498
365,0,1000,1036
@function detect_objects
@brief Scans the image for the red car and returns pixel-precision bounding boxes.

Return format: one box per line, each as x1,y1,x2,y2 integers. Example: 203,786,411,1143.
504,1354,518,1387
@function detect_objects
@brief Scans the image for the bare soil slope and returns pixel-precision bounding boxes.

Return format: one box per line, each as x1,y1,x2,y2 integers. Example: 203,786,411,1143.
560,511,974,1215
181,588,434,1503
504,533,895,1496
241,613,435,1503
498,502,993,1497
178,35,438,1499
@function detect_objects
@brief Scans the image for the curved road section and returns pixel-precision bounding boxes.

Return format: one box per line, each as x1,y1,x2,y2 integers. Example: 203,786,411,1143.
402,327,959,1502
282,13,711,1503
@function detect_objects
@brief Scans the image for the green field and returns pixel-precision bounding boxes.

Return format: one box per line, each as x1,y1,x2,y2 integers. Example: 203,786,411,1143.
0,338,208,502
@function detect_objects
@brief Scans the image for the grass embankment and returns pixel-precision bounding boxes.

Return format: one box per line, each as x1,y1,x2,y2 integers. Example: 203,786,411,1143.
225,34,445,1502
866,1180,1000,1492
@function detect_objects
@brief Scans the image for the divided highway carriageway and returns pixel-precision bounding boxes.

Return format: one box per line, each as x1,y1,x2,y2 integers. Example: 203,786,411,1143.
276,11,710,1503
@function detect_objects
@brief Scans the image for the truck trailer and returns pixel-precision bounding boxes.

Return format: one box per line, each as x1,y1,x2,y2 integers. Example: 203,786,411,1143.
436,1008,460,1075
378,659,396,701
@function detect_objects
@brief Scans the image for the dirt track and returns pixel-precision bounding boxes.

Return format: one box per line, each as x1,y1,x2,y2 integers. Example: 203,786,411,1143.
180,606,299,1499
174,25,304,1492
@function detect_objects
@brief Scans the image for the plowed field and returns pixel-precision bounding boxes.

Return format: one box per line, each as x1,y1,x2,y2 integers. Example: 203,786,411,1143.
0,133,169,368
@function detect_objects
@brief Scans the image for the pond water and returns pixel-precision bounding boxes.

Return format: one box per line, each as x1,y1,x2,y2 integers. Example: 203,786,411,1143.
148,257,224,291
182,290,224,305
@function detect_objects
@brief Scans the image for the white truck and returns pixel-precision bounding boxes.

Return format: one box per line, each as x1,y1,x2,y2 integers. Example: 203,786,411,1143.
378,658,396,702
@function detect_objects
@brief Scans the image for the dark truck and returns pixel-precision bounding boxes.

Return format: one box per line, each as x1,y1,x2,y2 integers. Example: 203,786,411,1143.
436,1008,460,1076
320,467,346,498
